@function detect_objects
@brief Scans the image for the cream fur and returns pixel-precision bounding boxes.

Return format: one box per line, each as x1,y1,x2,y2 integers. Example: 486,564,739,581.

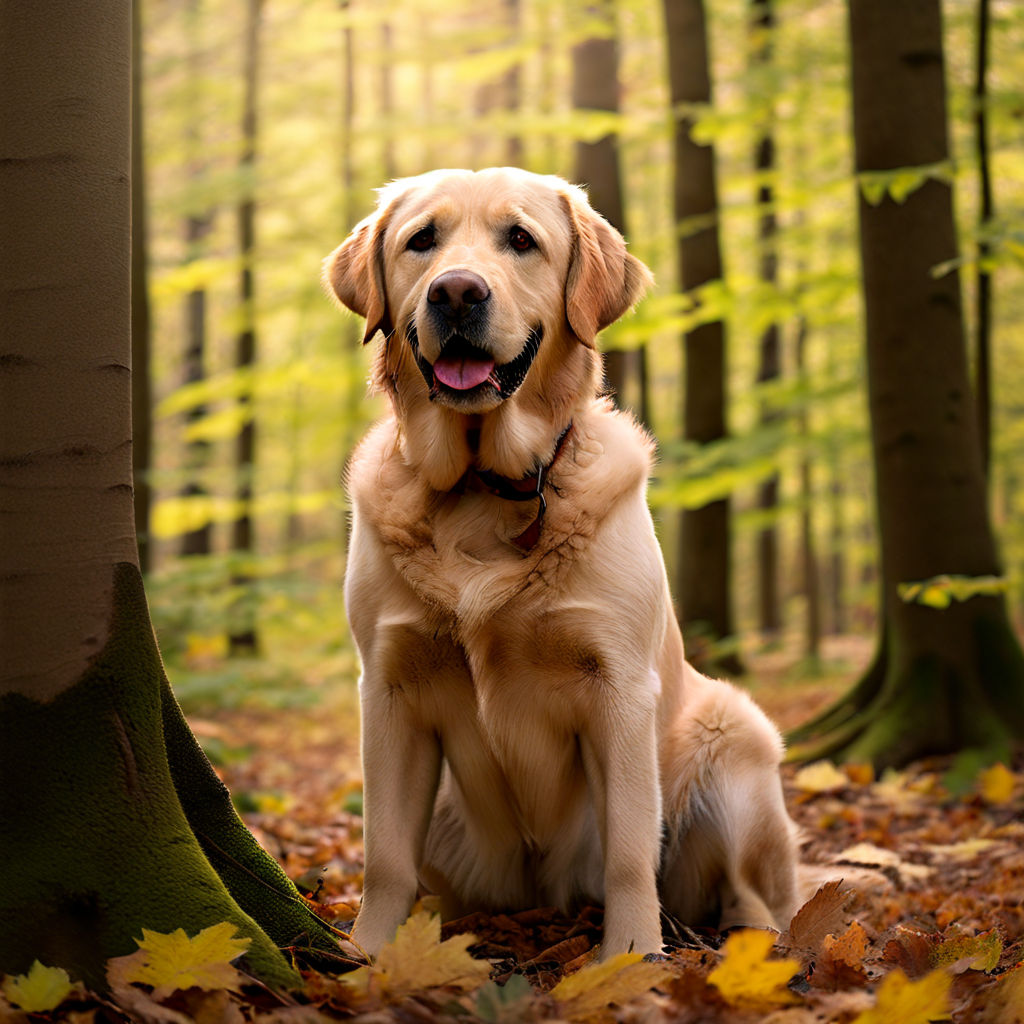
325,167,799,960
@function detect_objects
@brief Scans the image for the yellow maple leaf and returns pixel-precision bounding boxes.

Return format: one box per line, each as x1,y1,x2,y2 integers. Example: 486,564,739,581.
343,912,491,1000
793,760,849,794
108,922,251,1000
978,763,1017,805
707,929,800,1008
550,952,673,1022
2,961,74,1012
851,968,951,1024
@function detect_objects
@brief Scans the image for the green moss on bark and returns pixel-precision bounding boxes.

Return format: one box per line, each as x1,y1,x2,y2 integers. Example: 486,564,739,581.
161,679,342,960
788,604,1024,770
0,564,303,989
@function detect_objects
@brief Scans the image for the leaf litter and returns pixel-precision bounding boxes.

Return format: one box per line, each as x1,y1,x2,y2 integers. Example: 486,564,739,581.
4,692,1024,1023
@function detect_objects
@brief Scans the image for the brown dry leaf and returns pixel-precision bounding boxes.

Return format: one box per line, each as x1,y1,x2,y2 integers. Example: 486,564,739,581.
881,927,935,979
970,964,1024,1024
812,922,871,991
784,880,854,951
342,912,491,1001
549,952,673,1023
707,930,801,1009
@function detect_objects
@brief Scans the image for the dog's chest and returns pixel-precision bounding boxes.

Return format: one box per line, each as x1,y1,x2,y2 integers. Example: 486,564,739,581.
383,491,575,629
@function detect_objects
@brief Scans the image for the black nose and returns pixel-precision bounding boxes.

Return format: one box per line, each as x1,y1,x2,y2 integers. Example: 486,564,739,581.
427,270,490,318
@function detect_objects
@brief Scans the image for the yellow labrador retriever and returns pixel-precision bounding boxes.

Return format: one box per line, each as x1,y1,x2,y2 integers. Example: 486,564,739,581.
324,167,798,960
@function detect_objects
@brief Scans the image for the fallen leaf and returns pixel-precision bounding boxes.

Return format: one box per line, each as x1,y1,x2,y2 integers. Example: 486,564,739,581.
925,838,999,861
881,927,935,979
785,880,854,951
978,763,1017,804
812,922,871,991
834,842,932,883
2,961,74,1012
343,911,491,1000
972,963,1024,1024
707,929,801,1009
850,967,951,1024
473,975,535,1024
794,760,849,794
929,927,1001,974
844,763,875,786
550,953,673,1022
107,922,250,1000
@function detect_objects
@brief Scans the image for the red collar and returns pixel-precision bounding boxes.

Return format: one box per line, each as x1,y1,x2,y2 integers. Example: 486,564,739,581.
463,423,573,551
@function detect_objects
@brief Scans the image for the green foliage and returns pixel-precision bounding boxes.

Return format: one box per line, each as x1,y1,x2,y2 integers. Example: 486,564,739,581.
137,0,1024,685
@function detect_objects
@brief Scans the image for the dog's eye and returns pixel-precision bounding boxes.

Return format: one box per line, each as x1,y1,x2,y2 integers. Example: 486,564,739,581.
509,227,535,252
407,226,435,252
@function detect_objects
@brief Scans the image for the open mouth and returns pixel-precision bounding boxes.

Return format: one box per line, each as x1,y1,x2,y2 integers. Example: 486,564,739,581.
408,326,543,403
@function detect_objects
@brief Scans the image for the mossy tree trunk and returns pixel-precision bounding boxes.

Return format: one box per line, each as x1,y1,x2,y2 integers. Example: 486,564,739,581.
663,0,742,674
0,0,337,988
789,0,1024,768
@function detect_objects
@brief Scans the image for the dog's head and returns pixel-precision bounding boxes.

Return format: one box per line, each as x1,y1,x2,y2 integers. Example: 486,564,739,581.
323,168,651,417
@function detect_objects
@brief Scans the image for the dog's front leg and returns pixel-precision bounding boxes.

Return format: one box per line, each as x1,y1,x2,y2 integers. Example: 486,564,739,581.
350,682,442,958
580,700,664,959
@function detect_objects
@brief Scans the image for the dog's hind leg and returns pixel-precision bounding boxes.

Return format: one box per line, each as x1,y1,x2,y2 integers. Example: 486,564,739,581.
659,673,799,934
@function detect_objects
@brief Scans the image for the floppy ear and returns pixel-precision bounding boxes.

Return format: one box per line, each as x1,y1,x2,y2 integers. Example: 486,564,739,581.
322,205,393,344
561,189,653,348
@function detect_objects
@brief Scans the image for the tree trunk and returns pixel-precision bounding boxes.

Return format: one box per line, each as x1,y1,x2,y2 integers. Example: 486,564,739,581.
973,0,993,479
0,0,336,986
131,0,152,573
795,318,821,662
180,0,213,559
379,20,396,180
229,0,263,657
790,0,1024,767
663,0,741,673
750,0,781,640
572,7,630,408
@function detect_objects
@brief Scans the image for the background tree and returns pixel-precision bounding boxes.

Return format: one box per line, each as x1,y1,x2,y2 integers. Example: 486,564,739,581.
662,0,741,672
789,0,1024,767
229,0,263,656
0,0,336,985
973,0,993,479
749,0,781,641
179,0,215,560
571,2,632,411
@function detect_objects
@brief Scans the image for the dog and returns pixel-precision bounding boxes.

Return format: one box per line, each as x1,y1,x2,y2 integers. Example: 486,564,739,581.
323,167,799,960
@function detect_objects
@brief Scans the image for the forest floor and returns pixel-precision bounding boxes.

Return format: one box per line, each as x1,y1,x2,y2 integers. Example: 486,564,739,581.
6,637,1023,1022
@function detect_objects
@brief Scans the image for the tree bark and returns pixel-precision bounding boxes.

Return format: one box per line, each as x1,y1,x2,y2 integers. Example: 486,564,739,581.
180,0,213,559
790,0,1024,767
0,0,336,985
662,0,740,672
131,0,153,573
572,7,630,408
973,0,993,479
750,0,781,639
229,0,263,657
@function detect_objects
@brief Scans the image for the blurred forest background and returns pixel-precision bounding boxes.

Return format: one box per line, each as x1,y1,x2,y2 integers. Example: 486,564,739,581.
133,0,1024,714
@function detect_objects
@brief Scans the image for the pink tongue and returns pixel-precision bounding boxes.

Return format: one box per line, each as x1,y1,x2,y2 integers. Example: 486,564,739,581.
433,353,495,390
